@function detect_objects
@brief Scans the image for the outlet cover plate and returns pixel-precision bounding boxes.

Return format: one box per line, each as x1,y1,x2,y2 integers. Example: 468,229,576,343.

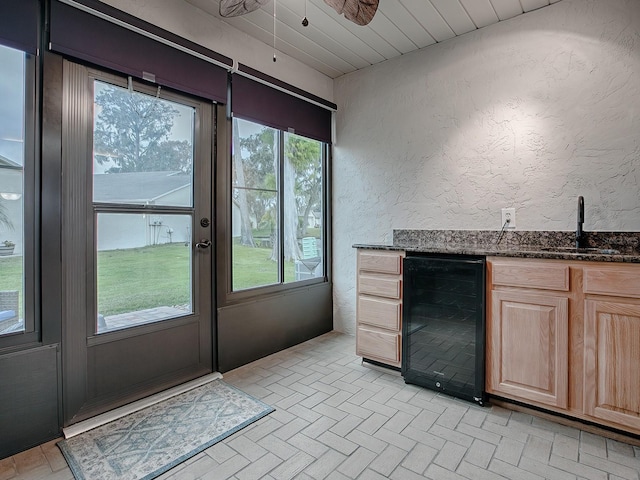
502,208,516,229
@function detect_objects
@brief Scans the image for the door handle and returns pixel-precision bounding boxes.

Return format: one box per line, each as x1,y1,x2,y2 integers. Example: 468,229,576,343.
195,239,211,249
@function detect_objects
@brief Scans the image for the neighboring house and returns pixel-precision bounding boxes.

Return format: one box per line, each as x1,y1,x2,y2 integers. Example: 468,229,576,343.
94,171,192,250
308,209,321,228
0,155,23,254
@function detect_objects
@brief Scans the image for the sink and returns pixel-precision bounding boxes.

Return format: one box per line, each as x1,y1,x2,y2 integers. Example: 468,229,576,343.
538,247,620,255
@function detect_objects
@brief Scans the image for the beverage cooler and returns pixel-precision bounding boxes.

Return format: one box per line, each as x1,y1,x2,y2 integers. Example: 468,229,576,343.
402,253,486,405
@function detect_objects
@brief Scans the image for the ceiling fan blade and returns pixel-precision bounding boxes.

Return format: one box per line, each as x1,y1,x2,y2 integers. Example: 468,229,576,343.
219,0,271,17
323,0,379,26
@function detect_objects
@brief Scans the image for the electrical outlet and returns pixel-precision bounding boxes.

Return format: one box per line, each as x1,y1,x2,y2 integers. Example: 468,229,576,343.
502,208,516,229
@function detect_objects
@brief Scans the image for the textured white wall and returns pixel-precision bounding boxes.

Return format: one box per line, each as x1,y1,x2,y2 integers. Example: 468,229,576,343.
100,0,334,101
333,0,640,334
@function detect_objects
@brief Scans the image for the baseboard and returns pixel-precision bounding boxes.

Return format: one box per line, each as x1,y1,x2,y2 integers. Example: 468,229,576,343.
490,398,640,447
362,358,401,375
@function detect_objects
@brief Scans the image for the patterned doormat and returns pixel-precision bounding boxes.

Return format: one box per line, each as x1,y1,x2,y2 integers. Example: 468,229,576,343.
57,380,274,480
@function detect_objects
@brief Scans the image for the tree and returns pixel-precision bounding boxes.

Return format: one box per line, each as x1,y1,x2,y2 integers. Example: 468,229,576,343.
239,127,277,231
285,135,321,238
0,201,13,232
139,140,193,172
281,151,301,261
234,124,323,262
93,84,192,173
235,126,295,261
232,117,255,247
237,127,282,260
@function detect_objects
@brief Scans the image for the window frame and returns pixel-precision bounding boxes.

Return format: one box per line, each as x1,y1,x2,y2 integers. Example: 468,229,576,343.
86,69,210,339
0,48,40,350
218,113,329,305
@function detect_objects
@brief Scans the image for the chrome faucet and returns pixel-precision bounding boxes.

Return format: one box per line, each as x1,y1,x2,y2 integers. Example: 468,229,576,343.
576,196,584,248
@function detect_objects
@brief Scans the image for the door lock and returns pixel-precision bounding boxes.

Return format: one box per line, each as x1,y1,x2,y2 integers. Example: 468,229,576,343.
195,239,211,249
200,217,210,228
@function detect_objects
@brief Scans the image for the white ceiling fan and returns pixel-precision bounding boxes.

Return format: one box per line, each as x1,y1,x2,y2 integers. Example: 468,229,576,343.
219,0,379,26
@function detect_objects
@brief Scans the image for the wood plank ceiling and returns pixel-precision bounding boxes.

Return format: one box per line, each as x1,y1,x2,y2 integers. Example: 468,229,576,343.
185,0,563,78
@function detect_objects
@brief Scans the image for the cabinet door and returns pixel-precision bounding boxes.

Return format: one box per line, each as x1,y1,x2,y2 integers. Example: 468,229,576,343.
584,300,640,430
356,326,400,366
488,291,569,408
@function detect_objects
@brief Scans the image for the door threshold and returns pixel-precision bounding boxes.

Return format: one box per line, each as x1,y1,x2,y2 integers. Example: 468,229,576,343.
63,372,223,439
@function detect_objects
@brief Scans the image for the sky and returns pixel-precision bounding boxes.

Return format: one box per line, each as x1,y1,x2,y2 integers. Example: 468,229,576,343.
93,80,195,174
0,44,196,174
0,45,25,166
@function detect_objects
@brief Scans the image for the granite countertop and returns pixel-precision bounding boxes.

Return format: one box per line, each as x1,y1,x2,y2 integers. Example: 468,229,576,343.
353,230,640,264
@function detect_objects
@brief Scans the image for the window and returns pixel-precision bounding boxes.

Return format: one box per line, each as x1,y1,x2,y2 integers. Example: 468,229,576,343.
92,79,197,333
0,44,33,338
231,118,325,291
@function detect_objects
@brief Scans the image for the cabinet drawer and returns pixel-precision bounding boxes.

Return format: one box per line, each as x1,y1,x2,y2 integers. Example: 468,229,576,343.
358,296,401,331
356,326,400,364
492,261,569,291
359,250,402,274
584,266,640,298
359,274,401,299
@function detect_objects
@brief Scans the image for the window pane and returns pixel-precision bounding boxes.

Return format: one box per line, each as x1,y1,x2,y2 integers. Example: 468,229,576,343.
96,213,192,333
232,189,278,291
0,45,25,336
231,118,280,291
283,133,323,283
93,80,195,207
232,118,277,191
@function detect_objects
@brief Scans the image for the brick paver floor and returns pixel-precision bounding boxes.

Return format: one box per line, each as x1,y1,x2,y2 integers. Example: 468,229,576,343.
1,332,639,479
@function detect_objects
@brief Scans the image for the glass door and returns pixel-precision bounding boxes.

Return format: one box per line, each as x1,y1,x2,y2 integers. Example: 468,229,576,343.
62,62,215,425
0,44,29,338
92,80,199,334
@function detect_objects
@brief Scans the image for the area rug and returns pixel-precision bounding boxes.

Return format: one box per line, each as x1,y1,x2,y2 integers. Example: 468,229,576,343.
57,380,274,480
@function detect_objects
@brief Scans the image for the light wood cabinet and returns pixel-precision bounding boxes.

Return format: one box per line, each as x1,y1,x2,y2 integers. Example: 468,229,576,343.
583,299,640,431
356,249,405,367
492,261,570,291
488,290,568,408
581,264,640,433
487,257,640,436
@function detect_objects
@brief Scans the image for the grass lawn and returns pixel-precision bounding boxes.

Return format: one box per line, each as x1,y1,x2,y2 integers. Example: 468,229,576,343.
0,255,23,317
0,243,301,318
232,243,295,290
97,244,192,316
104,243,296,312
